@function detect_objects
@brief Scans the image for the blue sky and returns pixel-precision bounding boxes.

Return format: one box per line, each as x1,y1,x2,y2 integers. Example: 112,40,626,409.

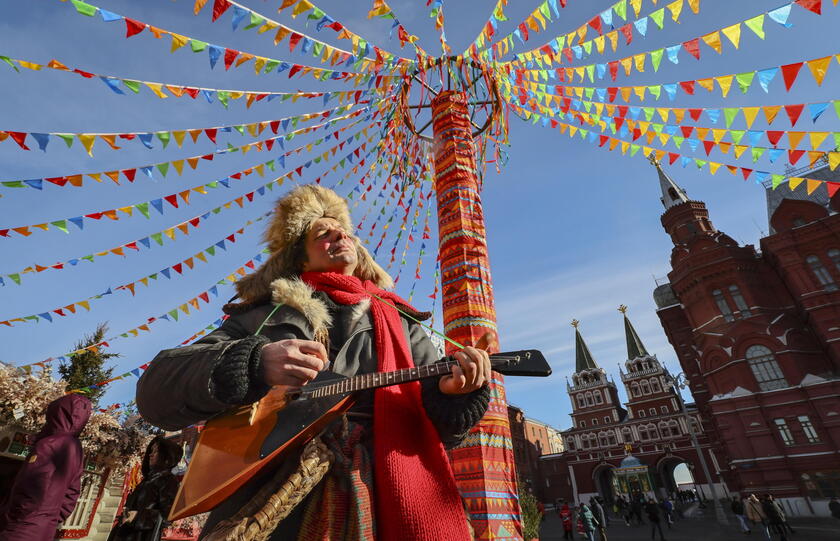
1,0,838,432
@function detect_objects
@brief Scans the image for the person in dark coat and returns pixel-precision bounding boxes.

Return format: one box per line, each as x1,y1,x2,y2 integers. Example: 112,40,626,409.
108,436,184,541
829,496,840,520
761,494,788,541
0,394,92,541
645,498,667,541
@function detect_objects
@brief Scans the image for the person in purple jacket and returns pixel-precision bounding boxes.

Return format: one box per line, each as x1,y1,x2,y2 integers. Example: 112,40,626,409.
0,393,92,541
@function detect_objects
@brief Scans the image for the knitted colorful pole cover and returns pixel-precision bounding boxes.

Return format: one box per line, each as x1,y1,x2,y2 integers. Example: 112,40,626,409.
431,90,523,540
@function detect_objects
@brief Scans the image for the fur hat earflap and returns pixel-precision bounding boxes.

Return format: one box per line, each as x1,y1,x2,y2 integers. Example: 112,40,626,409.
233,185,393,306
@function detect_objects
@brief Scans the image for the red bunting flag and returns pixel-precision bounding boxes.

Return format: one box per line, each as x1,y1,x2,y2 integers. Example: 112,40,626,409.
826,182,840,197
794,0,821,14
223,48,239,70
784,104,804,126
619,24,633,45
8,132,30,150
680,81,696,95
682,38,700,60
212,0,232,21
766,131,785,146
124,18,146,38
780,62,804,91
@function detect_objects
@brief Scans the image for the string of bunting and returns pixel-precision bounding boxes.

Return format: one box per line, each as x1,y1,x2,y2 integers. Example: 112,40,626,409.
0,124,379,239
514,1,815,81
6,250,267,351
518,94,840,161
504,0,700,67
465,0,564,59
0,55,375,110
503,51,840,104
1,211,270,288
522,94,840,129
63,0,404,84
507,101,840,196
194,0,414,67
0,102,363,156
0,111,376,191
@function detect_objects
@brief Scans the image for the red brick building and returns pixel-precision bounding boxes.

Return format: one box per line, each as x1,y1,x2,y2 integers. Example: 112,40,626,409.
652,158,840,517
539,315,726,506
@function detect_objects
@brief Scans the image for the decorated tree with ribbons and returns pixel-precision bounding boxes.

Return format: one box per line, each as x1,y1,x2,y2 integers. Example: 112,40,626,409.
2,0,839,538
57,322,119,407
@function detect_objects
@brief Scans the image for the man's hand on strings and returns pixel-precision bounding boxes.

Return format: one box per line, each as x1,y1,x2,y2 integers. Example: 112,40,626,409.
439,332,495,395
261,339,328,388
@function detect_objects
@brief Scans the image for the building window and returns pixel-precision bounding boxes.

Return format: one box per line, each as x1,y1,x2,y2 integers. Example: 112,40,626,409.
641,381,651,394
746,345,788,391
579,420,586,428
649,408,657,416
651,379,662,393
798,416,820,443
630,383,640,397
802,472,840,499
661,406,669,414
828,248,840,272
622,428,632,442
669,420,681,436
638,409,646,417
713,289,735,322
566,438,575,451
775,419,795,446
585,392,594,406
599,433,609,447
594,390,603,404
648,424,660,439
659,422,669,438
806,255,838,291
577,395,585,408
639,426,649,440
592,418,599,426
729,285,752,317
608,432,617,446
604,416,611,424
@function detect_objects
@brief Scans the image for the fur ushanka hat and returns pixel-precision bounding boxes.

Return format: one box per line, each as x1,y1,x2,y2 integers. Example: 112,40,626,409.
232,185,393,306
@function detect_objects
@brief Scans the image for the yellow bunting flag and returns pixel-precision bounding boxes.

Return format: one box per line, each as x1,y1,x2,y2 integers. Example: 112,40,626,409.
716,75,734,98
145,83,168,98
701,31,722,54
788,177,804,190
763,105,781,124
829,152,840,171
696,78,715,92
742,107,760,128
169,33,187,53
721,23,741,49
809,132,829,150
667,0,683,22
807,56,832,86
806,178,821,195
77,134,96,156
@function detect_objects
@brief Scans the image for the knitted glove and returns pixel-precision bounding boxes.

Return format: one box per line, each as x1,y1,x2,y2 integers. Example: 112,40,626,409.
211,335,271,405
421,380,492,448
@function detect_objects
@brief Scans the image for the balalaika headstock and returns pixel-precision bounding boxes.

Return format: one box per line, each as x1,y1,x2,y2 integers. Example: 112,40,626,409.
486,349,552,377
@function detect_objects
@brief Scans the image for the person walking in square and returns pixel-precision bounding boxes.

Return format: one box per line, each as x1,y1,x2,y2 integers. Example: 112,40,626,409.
644,498,667,541
731,496,751,534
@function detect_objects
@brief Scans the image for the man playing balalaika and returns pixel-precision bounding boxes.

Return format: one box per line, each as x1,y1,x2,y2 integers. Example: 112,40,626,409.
137,185,493,540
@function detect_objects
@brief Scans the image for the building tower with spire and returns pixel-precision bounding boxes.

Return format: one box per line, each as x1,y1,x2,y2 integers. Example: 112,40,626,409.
650,156,840,514
618,306,681,423
567,320,626,437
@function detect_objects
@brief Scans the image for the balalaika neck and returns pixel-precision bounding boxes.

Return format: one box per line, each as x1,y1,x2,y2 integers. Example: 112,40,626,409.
297,356,510,401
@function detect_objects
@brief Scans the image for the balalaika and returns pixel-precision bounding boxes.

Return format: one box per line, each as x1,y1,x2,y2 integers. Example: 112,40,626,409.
169,349,551,520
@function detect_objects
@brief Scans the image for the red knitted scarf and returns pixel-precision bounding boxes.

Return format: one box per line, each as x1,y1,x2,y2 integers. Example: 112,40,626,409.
301,272,471,541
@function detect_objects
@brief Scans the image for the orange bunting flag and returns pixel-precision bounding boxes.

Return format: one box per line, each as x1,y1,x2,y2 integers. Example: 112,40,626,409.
807,56,832,86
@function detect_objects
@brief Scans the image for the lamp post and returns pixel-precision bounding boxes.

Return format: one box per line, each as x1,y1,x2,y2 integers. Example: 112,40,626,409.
667,372,729,525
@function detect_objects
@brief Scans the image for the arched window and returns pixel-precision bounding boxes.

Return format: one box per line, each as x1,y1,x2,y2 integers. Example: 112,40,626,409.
669,420,681,437
593,390,603,404
599,432,609,447
828,248,840,272
577,394,586,408
566,438,575,451
640,381,651,394
579,420,586,428
608,432,617,446
806,255,837,291
622,428,632,443
648,424,660,439
746,345,788,391
639,426,649,440
651,379,662,393
630,382,640,397
659,421,670,438
585,392,594,406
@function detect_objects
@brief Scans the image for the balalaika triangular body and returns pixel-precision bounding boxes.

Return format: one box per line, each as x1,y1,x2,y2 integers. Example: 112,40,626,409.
169,350,551,520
